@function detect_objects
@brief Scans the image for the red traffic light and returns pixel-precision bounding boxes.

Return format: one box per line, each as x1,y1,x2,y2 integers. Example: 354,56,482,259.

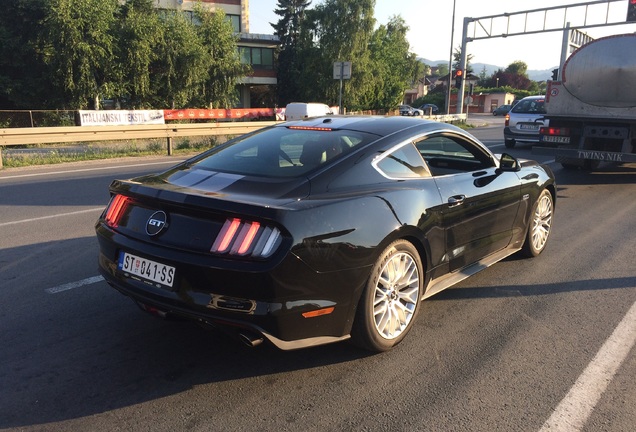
628,0,636,22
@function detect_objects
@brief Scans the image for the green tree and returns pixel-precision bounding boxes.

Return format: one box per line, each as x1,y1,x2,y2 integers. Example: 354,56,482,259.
194,5,250,108
368,16,423,110
308,0,376,110
272,0,312,105
149,10,208,108
436,63,449,78
453,47,474,74
505,60,528,76
0,0,54,108
44,0,120,109
117,0,163,107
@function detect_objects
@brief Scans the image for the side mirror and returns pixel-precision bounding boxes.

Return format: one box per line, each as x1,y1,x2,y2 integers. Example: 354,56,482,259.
497,153,521,172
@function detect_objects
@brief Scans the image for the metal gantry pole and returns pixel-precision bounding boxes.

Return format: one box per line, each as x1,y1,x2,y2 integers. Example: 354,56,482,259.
446,0,457,115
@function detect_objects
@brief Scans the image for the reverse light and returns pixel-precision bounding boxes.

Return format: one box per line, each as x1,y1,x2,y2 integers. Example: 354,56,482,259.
211,218,282,258
104,194,130,228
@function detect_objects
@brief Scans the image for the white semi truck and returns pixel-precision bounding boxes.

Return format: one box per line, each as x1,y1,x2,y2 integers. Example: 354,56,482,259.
535,33,636,170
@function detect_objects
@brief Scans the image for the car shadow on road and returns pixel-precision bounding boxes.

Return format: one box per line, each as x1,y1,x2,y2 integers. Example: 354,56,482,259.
0,235,373,429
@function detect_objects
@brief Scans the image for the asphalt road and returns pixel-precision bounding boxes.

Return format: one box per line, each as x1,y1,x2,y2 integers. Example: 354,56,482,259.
1,120,635,431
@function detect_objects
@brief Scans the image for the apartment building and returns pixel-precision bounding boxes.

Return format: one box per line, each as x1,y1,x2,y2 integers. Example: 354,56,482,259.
155,0,278,108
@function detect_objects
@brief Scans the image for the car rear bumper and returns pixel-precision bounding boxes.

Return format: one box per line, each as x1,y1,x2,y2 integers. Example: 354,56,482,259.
96,226,367,350
504,127,541,143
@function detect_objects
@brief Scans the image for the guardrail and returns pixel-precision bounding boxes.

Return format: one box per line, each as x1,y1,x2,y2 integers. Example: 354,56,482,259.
0,122,277,169
0,114,468,169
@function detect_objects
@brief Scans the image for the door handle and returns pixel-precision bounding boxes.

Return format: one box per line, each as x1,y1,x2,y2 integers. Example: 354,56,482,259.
448,195,466,207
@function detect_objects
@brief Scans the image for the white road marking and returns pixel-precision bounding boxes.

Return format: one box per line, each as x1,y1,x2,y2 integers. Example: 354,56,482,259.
0,207,104,227
539,300,636,431
0,159,182,180
45,275,105,294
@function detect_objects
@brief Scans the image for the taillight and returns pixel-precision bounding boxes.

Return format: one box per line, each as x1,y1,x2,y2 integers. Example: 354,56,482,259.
540,126,570,136
104,194,130,228
211,218,282,258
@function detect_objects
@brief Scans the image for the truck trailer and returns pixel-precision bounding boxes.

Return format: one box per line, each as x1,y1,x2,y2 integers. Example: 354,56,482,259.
535,33,636,170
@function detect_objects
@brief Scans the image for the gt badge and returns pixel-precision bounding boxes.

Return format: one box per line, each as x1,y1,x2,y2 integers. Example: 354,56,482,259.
146,211,168,236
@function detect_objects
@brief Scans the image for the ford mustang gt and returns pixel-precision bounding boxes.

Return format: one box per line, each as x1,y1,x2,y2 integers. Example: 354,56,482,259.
96,116,555,352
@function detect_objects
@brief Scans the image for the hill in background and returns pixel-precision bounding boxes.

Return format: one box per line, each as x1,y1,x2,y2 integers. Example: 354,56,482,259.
421,59,555,81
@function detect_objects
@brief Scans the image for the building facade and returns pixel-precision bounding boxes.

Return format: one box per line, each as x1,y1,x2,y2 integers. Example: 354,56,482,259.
155,0,278,108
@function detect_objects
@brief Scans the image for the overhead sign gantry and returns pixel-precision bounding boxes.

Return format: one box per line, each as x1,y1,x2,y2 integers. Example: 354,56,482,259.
455,0,635,114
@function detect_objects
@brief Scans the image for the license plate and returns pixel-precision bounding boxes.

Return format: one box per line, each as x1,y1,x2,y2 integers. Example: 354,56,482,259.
542,135,570,144
118,251,175,288
519,124,540,131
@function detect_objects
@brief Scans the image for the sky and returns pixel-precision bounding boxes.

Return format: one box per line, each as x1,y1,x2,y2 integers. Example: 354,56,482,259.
248,0,636,71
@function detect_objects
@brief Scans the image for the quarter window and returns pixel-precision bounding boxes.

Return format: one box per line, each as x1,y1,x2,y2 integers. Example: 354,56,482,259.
374,143,430,179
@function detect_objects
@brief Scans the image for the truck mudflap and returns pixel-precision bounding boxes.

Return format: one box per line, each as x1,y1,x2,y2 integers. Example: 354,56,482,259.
532,147,636,163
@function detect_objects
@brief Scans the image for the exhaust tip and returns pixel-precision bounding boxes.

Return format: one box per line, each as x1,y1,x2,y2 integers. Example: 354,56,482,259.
239,332,264,347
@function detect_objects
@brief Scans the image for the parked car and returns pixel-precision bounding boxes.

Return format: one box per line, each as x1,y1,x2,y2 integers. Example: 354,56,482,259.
504,95,547,148
285,102,333,121
96,116,556,352
492,104,511,116
418,104,440,115
399,105,423,116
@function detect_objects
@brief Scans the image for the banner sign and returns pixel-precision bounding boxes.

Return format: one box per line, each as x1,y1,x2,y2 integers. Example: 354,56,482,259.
79,110,165,126
163,108,274,121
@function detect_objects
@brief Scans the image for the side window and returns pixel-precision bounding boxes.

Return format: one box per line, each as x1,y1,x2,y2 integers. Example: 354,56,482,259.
416,135,494,176
374,143,430,179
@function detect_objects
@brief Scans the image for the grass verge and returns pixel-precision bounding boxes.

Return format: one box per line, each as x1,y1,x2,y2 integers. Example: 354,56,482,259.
1,136,224,168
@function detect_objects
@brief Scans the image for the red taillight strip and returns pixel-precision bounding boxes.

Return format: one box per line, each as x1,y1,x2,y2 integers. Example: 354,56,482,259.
211,218,242,253
233,221,261,255
105,194,130,228
211,218,281,258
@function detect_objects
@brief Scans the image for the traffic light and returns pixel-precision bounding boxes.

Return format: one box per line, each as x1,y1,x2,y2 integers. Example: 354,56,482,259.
455,69,463,88
628,0,636,22
551,68,559,81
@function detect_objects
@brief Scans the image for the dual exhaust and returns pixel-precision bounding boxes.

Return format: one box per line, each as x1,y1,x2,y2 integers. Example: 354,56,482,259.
137,301,266,347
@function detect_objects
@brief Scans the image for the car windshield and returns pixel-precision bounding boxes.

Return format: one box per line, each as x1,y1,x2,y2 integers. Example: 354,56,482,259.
192,126,378,178
512,99,546,114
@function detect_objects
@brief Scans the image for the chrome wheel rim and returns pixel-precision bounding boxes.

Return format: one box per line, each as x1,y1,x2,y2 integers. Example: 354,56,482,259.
531,194,553,252
373,252,420,340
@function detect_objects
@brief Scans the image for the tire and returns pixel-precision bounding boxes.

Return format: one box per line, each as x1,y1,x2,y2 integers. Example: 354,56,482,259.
504,138,516,148
351,240,423,352
521,189,554,257
583,159,601,171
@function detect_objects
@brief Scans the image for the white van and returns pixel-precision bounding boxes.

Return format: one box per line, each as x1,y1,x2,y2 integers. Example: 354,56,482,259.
284,103,333,121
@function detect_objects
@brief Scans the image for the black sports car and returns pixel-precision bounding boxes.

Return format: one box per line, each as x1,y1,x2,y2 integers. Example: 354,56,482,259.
96,116,555,352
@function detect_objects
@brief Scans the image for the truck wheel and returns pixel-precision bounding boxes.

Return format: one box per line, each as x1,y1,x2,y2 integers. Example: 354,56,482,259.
505,139,515,148
521,189,553,258
351,240,423,352
583,159,601,171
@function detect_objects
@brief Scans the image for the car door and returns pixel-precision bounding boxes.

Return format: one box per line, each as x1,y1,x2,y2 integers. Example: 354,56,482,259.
416,133,522,271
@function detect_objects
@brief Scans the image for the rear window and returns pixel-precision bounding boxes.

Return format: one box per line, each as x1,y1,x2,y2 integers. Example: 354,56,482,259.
511,98,546,114
192,126,378,178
